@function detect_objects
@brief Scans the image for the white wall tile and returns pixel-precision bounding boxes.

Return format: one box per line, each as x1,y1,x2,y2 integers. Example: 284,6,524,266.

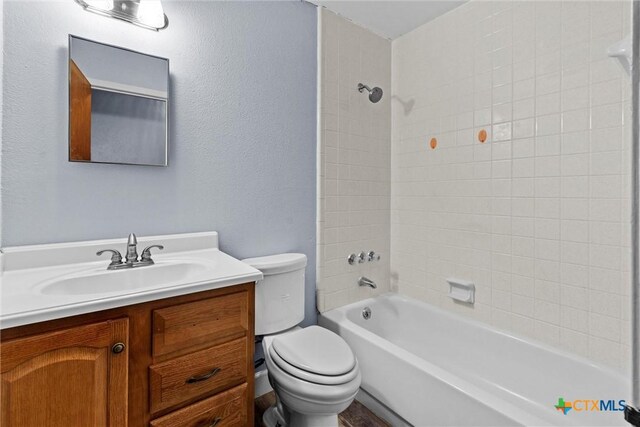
318,9,391,312
391,0,631,370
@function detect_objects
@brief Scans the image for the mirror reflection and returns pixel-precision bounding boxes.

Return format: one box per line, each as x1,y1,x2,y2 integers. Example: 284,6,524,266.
68,36,169,166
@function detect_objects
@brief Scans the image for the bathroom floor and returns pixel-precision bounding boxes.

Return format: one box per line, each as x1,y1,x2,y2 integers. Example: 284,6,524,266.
254,392,391,427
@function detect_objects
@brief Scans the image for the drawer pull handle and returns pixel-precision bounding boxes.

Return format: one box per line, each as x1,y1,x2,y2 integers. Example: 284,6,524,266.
186,367,221,383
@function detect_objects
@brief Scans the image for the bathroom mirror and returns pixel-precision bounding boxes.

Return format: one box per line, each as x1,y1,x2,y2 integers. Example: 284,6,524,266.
68,35,169,166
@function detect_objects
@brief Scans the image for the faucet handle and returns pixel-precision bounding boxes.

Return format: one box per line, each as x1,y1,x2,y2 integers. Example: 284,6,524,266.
141,245,164,263
97,249,123,267
367,251,380,262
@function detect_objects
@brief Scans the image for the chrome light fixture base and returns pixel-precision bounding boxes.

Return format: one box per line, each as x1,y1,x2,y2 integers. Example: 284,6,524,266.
74,0,168,31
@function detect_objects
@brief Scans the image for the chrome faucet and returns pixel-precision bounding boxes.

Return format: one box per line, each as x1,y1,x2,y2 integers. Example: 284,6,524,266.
97,233,164,270
125,233,139,265
358,276,377,289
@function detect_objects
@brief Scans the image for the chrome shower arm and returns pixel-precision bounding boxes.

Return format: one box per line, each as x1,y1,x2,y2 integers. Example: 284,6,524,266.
357,83,371,93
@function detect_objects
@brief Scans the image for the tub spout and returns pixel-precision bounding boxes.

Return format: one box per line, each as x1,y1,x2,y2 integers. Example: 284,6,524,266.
358,276,377,289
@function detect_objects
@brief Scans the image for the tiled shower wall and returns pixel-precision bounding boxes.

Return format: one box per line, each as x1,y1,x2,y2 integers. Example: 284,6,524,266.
391,1,632,369
317,9,391,312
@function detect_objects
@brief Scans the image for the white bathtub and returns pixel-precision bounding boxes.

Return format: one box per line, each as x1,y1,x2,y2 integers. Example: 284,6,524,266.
319,293,629,426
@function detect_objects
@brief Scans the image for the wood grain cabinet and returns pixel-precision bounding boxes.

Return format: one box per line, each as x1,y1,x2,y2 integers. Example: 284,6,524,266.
0,282,255,427
1,319,129,427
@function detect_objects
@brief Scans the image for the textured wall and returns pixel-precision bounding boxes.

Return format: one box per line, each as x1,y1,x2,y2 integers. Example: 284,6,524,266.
2,1,318,325
392,0,632,369
0,0,3,247
316,9,391,312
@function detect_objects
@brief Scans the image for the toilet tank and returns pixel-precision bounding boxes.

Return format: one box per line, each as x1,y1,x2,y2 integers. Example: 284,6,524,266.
242,253,307,336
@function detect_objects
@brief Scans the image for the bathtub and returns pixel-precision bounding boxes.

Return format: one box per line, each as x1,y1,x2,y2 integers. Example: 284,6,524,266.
319,293,629,426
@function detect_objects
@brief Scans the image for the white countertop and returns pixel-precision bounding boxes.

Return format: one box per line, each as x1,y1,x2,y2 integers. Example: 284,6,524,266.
0,232,263,329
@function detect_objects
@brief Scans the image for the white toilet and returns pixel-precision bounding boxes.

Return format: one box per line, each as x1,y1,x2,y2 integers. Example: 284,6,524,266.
242,253,361,427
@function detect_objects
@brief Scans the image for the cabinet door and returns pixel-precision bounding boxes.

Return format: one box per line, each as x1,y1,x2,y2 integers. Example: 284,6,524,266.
0,318,129,427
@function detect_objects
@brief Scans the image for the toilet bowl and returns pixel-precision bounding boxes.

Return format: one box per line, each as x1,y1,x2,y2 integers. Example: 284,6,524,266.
242,254,361,427
263,326,361,426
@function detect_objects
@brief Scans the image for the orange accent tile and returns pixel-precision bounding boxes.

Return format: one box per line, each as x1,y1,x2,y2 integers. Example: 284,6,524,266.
430,137,437,149
478,129,487,143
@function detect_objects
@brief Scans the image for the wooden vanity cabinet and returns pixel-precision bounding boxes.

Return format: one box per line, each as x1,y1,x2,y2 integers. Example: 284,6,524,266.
0,282,255,427
0,318,129,426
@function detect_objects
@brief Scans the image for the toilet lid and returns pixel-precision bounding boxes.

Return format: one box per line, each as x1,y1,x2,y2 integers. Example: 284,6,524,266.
270,326,356,376
269,344,360,385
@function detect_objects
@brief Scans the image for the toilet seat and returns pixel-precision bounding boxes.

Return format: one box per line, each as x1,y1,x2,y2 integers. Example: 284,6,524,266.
269,346,360,385
268,326,359,386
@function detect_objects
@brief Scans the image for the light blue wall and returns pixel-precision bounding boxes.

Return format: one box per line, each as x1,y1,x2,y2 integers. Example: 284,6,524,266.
2,1,318,325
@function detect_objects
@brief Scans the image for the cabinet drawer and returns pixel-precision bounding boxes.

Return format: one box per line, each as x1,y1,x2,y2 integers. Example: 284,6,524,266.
152,291,249,358
149,338,247,414
150,383,247,427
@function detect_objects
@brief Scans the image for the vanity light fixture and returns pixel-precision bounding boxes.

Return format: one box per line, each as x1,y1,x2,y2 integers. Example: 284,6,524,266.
74,0,168,31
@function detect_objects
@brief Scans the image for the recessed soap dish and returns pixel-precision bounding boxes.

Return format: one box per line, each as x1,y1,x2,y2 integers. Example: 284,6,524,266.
447,278,475,304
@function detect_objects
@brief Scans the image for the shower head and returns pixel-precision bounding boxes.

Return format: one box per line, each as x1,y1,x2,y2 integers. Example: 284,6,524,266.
358,83,383,103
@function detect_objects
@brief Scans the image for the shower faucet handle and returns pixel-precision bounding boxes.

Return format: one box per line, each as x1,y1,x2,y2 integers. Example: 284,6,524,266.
347,251,368,265
367,251,380,262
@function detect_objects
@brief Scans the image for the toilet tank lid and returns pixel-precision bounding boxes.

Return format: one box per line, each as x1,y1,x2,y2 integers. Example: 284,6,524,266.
242,253,307,275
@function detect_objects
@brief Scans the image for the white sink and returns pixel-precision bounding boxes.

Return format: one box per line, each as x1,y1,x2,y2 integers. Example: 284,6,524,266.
1,232,263,329
37,261,209,295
